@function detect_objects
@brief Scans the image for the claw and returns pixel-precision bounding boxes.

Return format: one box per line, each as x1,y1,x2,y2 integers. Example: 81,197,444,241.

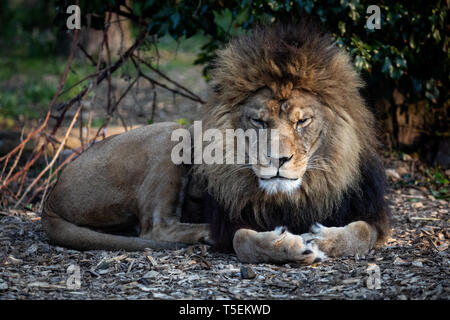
300,232,320,244
274,226,287,235
313,257,322,263
310,222,324,234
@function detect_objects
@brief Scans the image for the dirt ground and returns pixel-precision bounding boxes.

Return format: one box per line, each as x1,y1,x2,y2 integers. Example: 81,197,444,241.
0,185,448,300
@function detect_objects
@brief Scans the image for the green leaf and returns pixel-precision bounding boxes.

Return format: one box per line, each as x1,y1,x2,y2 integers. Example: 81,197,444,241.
175,118,189,126
408,33,416,49
338,21,346,35
395,56,407,69
170,12,181,29
381,57,393,75
432,28,441,42
354,55,364,71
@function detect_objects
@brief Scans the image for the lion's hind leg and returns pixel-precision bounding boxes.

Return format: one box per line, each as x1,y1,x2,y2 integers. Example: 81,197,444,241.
140,217,211,245
42,207,186,251
233,227,326,264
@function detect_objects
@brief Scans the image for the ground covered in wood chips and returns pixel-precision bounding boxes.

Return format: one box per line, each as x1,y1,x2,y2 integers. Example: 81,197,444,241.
0,184,448,300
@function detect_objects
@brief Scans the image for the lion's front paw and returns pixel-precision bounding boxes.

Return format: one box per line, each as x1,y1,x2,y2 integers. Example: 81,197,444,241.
288,237,327,265
300,223,344,257
233,227,326,264
302,222,373,257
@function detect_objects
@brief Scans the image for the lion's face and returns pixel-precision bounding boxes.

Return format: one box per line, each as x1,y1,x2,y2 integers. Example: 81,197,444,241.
237,88,327,195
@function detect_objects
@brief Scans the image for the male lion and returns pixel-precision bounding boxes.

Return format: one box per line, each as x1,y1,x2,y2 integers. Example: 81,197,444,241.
42,22,391,264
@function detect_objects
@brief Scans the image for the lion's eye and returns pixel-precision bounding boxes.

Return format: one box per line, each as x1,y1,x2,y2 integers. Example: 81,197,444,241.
296,117,311,129
250,118,266,128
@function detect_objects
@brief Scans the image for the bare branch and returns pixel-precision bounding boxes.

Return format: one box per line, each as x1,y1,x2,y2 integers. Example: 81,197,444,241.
14,105,82,208
133,54,205,104
130,56,205,104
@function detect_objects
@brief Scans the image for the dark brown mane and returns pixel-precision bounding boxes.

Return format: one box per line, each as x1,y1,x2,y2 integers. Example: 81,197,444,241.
209,21,363,107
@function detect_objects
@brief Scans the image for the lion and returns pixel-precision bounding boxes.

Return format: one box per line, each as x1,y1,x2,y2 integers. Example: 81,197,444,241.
42,22,391,264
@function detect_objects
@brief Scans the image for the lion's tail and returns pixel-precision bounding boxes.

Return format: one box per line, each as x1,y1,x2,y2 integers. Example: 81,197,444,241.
41,205,186,251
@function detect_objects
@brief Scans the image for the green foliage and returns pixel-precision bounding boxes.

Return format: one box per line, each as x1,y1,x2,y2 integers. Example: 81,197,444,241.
387,150,449,199
0,57,59,121
0,0,59,57
0,81,54,120
0,83,53,120
54,0,448,108
90,118,107,128
175,118,189,126
426,168,450,199
0,56,95,122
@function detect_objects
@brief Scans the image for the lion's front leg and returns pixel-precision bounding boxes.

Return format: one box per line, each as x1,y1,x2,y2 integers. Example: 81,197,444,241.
302,221,379,257
233,227,326,264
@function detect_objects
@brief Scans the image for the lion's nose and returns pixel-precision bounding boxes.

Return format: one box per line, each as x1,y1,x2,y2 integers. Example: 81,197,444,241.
271,154,294,168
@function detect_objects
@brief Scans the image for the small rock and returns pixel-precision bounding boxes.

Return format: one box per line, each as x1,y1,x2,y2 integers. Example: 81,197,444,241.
393,257,409,266
402,153,413,161
138,278,151,286
152,293,172,299
97,269,109,275
240,265,256,279
26,244,38,255
342,277,361,284
385,169,401,181
143,270,159,278
6,255,22,265
0,279,8,291
411,260,423,268
412,202,424,209
96,261,110,270
407,188,423,196
137,283,152,292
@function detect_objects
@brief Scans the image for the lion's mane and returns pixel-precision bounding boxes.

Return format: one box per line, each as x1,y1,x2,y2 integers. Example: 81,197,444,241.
191,21,391,252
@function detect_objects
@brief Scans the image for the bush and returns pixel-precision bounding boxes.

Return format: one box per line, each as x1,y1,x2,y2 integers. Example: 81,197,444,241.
56,0,447,110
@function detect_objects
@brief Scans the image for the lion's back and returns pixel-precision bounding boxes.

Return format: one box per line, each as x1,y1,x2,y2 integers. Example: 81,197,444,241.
45,122,183,225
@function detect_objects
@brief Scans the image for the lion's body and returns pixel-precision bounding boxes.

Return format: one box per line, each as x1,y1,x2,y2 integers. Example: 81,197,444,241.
42,123,210,251
42,21,391,263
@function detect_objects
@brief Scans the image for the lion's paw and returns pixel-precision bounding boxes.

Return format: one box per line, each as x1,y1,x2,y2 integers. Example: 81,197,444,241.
233,227,326,264
300,223,341,257
302,222,370,257
274,227,326,264
292,239,327,264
